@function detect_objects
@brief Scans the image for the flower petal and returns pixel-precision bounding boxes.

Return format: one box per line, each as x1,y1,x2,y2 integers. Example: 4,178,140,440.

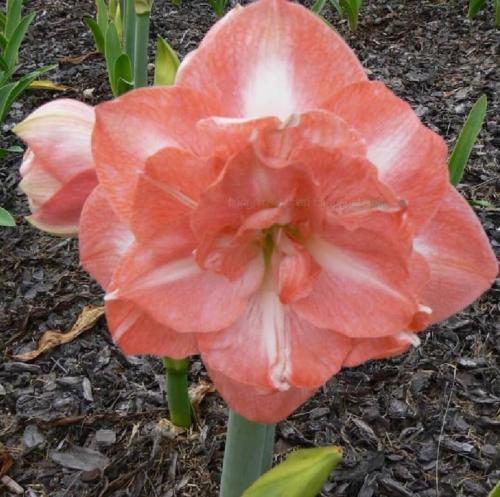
199,285,352,391
343,332,419,368
205,363,316,424
130,147,223,242
293,224,419,338
25,170,98,236
106,299,198,357
414,186,498,323
275,236,321,304
15,99,94,182
80,187,134,290
93,86,222,221
176,0,366,119
326,81,448,231
108,223,265,333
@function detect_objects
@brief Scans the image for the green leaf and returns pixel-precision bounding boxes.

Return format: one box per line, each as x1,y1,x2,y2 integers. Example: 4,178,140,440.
469,198,495,208
0,55,8,71
448,94,487,186
0,80,16,121
209,0,226,17
114,52,133,95
496,0,500,26
0,145,23,158
0,206,15,227
5,0,23,40
154,35,180,86
0,64,56,122
135,0,153,15
311,0,327,14
339,0,362,31
4,11,36,70
328,0,343,17
104,21,123,96
0,13,6,34
468,0,487,18
96,0,109,35
84,16,105,53
242,447,343,497
109,0,119,19
488,481,500,497
114,2,123,41
0,33,7,51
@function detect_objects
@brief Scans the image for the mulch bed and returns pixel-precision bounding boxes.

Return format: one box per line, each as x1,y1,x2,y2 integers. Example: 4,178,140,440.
0,1,499,496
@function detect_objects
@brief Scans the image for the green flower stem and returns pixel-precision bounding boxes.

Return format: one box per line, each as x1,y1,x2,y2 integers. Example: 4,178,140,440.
261,424,276,473
133,10,150,87
163,357,192,428
220,410,276,497
123,0,136,66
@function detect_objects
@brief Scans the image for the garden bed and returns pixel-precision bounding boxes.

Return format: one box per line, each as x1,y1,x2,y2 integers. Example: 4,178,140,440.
0,0,499,496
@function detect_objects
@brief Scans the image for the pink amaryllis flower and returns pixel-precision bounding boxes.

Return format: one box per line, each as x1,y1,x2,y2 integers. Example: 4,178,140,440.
15,99,97,235
30,0,496,423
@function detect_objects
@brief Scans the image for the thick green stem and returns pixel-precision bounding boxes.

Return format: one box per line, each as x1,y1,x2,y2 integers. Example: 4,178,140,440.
163,357,192,428
123,0,136,66
261,424,276,473
133,11,150,88
220,410,276,497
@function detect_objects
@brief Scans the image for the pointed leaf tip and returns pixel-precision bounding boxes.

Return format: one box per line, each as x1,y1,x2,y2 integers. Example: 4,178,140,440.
154,35,180,86
448,94,487,186
242,446,343,497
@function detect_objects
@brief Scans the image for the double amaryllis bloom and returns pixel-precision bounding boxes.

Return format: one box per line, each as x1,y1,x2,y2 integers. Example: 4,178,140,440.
16,0,497,422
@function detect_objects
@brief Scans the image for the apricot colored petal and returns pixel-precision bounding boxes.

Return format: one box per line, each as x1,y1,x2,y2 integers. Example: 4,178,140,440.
192,145,314,239
290,146,401,227
293,228,418,338
343,332,419,368
206,364,316,424
93,86,222,221
254,111,366,168
176,0,366,119
130,147,223,241
19,155,61,210
197,115,280,160
79,187,134,290
195,231,260,280
199,287,352,391
326,81,448,231
25,169,98,236
108,227,265,333
276,237,321,304
414,186,498,323
15,99,94,183
106,300,198,358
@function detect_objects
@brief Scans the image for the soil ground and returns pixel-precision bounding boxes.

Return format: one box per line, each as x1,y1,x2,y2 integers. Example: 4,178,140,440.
0,1,499,496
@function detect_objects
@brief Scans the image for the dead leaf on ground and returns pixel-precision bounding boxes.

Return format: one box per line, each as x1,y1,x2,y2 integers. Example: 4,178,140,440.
156,418,186,439
189,379,215,418
60,52,100,65
0,450,13,478
11,306,104,362
28,80,74,92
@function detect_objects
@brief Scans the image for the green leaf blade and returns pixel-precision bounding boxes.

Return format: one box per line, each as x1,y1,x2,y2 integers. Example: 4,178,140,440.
468,0,487,18
0,206,16,227
242,446,343,497
114,52,133,95
4,11,36,70
5,0,23,39
104,21,123,96
448,94,487,186
84,16,105,53
488,481,500,497
154,35,180,86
